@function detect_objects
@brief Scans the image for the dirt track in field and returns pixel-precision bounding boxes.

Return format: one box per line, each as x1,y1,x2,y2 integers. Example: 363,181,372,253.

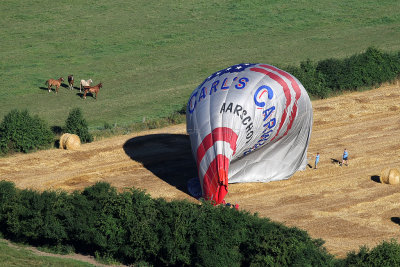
1,82,400,258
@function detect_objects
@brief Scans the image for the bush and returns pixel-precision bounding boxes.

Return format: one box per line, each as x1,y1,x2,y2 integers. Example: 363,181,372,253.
316,57,346,91
342,240,400,266
0,109,54,154
7,181,400,266
0,181,338,266
284,47,400,99
239,214,335,266
79,183,129,257
286,59,329,98
340,47,398,90
0,181,18,232
316,47,400,93
64,108,93,143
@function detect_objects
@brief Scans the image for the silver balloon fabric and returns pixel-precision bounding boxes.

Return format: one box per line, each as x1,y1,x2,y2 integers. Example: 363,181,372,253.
186,63,313,204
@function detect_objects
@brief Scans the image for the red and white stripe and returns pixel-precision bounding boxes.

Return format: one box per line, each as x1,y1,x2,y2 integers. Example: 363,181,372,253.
196,127,238,204
250,64,302,141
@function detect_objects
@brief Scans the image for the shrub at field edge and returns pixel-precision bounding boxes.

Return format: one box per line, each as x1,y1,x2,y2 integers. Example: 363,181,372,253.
64,108,93,143
0,109,54,155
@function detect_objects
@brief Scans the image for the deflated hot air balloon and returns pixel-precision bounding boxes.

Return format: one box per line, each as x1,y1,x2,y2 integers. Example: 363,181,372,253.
186,63,313,204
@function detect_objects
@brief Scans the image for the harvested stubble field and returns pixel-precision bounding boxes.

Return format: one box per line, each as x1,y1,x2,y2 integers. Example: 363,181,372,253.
1,82,400,258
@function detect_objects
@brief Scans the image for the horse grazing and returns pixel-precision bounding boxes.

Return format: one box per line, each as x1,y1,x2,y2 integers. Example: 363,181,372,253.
68,75,74,90
45,77,64,93
79,79,93,92
83,82,102,100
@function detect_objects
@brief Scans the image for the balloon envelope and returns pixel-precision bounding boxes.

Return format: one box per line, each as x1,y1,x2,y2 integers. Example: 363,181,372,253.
186,63,313,204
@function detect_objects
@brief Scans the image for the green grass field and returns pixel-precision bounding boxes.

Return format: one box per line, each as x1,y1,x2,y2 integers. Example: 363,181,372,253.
0,240,94,267
1,0,399,129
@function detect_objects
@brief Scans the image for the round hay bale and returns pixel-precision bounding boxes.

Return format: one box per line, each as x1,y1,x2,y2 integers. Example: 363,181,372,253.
388,169,400,185
380,168,390,184
59,133,71,149
64,134,81,150
380,168,400,184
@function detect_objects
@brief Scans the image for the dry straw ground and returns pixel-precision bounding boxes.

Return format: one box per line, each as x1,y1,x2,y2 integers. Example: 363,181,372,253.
1,82,400,258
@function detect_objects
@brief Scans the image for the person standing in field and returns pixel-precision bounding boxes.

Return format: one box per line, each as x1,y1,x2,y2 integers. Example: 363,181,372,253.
341,148,349,166
314,152,320,169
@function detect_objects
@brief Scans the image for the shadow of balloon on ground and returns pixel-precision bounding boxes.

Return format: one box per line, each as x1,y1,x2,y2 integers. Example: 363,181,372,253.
391,217,400,226
123,134,197,194
370,175,381,183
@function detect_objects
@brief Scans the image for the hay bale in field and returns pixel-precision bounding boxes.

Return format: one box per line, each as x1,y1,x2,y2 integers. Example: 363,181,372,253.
59,133,81,150
65,134,81,150
380,168,389,183
380,168,400,185
388,169,400,185
59,133,71,149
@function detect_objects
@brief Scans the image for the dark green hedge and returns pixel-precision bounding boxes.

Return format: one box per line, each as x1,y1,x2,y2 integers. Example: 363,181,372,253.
340,240,400,267
2,181,400,266
64,108,93,143
0,109,54,154
285,47,400,98
0,181,336,266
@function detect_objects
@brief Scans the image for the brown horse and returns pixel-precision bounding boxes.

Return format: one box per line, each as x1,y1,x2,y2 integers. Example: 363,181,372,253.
68,75,74,90
79,79,93,92
83,82,102,100
45,77,64,93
